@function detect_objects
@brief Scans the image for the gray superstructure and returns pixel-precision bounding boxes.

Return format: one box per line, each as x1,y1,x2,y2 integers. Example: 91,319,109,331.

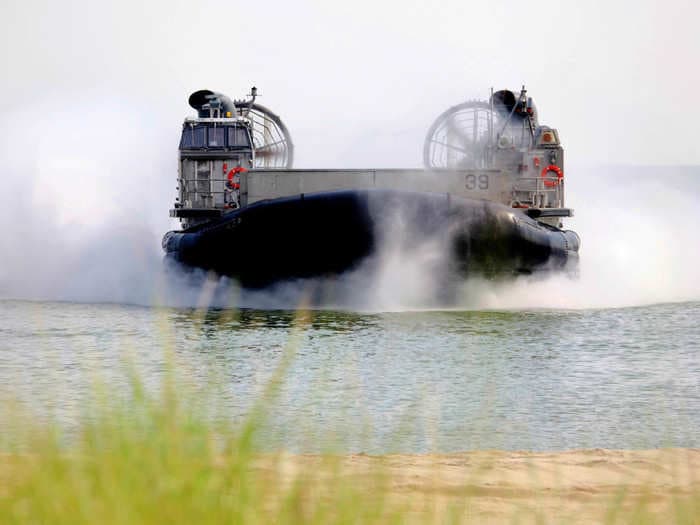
172,87,572,230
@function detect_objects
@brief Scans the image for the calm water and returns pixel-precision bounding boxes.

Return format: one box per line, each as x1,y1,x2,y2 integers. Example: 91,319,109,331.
2,299,699,453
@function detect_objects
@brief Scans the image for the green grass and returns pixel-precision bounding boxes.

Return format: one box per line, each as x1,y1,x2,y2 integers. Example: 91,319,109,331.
0,354,409,525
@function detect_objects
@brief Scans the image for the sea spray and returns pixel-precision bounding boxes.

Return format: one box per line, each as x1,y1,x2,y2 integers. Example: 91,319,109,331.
2,158,699,310
458,165,700,309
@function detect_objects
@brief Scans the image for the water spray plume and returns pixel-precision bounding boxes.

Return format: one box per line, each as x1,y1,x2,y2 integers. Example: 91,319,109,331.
1,98,698,310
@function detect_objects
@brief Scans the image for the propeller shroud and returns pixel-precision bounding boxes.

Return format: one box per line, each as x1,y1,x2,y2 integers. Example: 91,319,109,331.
423,101,500,169
237,103,294,169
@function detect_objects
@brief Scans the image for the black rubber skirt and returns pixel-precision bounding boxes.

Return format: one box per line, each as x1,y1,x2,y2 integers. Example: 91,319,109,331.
163,189,579,288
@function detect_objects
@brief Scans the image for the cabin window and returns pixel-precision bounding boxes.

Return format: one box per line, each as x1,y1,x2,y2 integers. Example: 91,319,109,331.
180,126,207,148
228,127,251,148
192,127,206,147
181,125,249,149
179,127,194,149
208,127,225,147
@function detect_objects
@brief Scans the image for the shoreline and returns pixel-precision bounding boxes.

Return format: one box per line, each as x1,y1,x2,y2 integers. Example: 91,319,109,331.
2,447,698,523
266,448,700,523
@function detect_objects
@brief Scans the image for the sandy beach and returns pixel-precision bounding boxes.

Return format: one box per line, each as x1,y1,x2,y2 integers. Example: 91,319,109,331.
269,448,700,523
2,446,699,523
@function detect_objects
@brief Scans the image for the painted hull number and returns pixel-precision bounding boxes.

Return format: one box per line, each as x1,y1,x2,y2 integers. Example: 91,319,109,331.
465,173,489,190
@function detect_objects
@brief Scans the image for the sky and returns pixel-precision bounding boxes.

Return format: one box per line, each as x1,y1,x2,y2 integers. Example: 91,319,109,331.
0,0,698,229
0,0,699,304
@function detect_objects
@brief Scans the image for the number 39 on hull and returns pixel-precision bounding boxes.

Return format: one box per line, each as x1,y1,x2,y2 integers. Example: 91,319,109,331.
163,87,580,287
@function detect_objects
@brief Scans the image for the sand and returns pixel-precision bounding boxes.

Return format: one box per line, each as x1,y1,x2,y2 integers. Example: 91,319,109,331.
3,448,698,522
271,448,700,523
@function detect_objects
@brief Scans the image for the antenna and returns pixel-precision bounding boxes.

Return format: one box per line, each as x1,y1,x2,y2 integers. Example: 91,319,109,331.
244,86,258,117
489,87,494,149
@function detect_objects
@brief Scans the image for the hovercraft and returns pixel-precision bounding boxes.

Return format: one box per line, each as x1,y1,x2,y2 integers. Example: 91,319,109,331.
163,87,579,288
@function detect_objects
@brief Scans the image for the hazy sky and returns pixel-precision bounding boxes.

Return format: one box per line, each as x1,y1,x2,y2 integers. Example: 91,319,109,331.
1,0,698,230
3,0,698,164
1,0,699,303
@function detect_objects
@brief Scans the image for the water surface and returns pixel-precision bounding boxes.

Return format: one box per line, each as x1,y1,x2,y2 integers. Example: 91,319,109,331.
2,299,698,453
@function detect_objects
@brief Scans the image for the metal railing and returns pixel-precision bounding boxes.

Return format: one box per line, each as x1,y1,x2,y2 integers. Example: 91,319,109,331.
175,172,567,211
510,176,565,208
178,174,236,209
